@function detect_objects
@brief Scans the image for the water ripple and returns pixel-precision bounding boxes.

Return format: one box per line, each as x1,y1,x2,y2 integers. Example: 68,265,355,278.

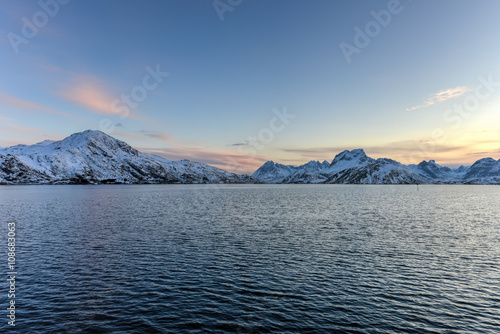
1,184,499,333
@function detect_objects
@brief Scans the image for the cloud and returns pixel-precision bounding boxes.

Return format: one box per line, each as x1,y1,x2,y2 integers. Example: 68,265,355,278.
0,92,79,119
472,130,500,134
141,146,267,174
58,75,118,115
113,131,257,173
113,131,145,141
228,142,249,147
406,86,471,111
0,123,60,147
140,130,173,142
0,123,41,135
0,92,44,110
113,130,173,143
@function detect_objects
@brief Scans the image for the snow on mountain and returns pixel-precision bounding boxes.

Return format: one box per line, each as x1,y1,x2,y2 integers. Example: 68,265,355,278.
325,158,430,184
251,161,299,183
252,149,500,184
408,160,466,181
327,149,374,173
2,132,499,185
281,160,331,184
0,130,253,184
463,157,500,184
251,159,333,184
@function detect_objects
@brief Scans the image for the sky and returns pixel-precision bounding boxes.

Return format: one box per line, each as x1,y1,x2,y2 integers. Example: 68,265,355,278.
1,0,500,174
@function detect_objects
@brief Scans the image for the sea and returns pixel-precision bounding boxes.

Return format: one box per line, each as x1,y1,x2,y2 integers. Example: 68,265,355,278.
1,184,499,333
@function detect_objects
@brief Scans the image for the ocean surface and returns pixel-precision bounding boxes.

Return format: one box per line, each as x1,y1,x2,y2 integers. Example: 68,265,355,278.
1,184,499,333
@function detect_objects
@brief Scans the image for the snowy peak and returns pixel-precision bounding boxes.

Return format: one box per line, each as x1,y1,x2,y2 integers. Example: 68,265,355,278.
465,157,500,179
55,130,137,154
251,161,297,183
58,130,111,146
328,149,374,174
330,149,371,166
251,159,332,184
34,139,56,146
413,160,453,179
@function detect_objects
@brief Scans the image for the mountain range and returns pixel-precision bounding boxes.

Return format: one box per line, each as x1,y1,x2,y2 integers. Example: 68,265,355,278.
1,130,499,184
252,148,500,184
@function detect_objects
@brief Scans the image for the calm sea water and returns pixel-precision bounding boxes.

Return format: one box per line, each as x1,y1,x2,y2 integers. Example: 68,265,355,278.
1,184,499,333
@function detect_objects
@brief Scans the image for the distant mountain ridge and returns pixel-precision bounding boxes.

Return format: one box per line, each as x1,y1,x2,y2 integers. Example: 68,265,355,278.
1,130,499,185
0,130,253,184
252,149,500,185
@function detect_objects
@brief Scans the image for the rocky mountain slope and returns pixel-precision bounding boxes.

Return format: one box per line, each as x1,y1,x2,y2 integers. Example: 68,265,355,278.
0,130,253,184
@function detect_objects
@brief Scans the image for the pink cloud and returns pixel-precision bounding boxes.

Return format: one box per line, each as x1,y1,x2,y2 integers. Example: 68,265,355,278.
0,123,61,147
0,92,79,119
142,146,267,174
0,92,47,110
113,130,174,143
58,76,118,115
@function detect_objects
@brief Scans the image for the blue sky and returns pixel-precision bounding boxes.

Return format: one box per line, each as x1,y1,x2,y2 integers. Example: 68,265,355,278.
1,0,500,173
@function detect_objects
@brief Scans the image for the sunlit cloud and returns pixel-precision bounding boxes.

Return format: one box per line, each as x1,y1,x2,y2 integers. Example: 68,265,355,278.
0,92,44,110
0,92,79,119
113,130,173,143
0,123,60,147
140,130,173,142
58,75,118,115
406,86,471,111
141,146,267,174
228,141,249,147
0,123,41,135
113,131,145,141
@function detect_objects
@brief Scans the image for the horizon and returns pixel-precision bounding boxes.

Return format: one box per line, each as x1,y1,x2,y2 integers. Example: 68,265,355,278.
1,1,500,173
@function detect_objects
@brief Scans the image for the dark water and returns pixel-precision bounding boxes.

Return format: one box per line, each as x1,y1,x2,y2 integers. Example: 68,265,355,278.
1,184,499,333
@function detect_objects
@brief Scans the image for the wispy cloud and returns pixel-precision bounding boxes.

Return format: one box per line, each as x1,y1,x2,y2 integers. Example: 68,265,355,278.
228,142,248,147
58,75,117,115
142,146,267,174
406,86,471,111
0,92,44,110
0,123,60,147
114,130,173,143
140,130,173,142
0,92,79,119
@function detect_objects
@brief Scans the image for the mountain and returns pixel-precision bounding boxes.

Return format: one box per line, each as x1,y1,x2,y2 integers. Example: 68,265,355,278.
408,160,466,181
250,161,300,183
0,130,253,184
252,149,500,184
252,160,331,184
2,133,499,185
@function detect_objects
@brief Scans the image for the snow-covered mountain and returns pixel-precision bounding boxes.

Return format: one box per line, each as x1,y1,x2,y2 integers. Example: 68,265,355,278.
2,132,499,185
0,130,253,184
252,149,500,184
